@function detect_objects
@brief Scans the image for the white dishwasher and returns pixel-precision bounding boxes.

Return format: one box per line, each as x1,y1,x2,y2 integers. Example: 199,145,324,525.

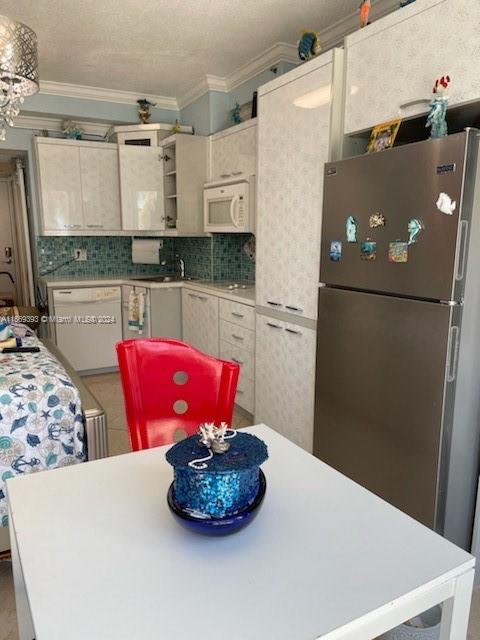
53,287,122,372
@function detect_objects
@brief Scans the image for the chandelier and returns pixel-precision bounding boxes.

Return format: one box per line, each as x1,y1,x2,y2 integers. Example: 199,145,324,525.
0,15,39,141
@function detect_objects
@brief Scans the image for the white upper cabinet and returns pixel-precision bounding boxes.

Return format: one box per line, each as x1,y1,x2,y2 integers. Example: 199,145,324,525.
210,119,257,181
256,49,344,321
345,0,480,134
79,146,121,231
37,141,84,232
119,146,165,231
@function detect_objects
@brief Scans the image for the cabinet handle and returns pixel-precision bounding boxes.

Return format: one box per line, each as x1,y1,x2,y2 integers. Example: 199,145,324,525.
197,295,208,301
86,224,104,229
267,300,282,307
399,98,430,110
231,312,244,318
220,173,231,178
236,389,244,394
231,357,243,364
266,322,282,330
285,305,303,313
188,293,198,299
232,333,244,341
232,171,243,176
285,328,302,336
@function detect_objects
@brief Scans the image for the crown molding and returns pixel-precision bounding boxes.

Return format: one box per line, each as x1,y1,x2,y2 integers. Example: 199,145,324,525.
177,74,228,110
13,115,111,137
226,42,298,92
39,80,179,111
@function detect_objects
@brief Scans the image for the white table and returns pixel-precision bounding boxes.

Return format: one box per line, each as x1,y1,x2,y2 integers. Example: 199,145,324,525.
7,425,475,640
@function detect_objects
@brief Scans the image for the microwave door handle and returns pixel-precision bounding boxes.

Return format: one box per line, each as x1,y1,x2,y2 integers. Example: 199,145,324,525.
230,195,240,228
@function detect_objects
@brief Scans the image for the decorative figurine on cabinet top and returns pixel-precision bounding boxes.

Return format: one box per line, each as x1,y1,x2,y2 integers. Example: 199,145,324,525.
137,98,156,124
297,31,321,61
360,0,371,28
62,120,83,140
231,102,242,125
426,75,451,139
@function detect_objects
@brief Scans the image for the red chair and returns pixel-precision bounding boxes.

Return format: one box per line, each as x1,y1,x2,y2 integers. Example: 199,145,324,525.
116,338,240,451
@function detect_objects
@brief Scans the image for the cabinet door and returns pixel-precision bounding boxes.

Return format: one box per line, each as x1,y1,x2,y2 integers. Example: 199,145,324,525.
80,146,121,231
182,289,219,357
119,146,165,231
211,124,256,181
345,0,480,134
37,143,84,232
255,314,316,452
256,59,333,320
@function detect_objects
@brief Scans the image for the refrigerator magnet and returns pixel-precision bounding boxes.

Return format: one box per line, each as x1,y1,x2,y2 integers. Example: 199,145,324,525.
346,215,358,242
388,241,408,263
360,240,377,261
407,218,423,244
436,192,456,215
330,240,342,262
369,213,386,228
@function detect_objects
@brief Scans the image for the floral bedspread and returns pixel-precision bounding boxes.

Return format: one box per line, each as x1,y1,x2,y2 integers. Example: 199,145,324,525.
0,337,86,527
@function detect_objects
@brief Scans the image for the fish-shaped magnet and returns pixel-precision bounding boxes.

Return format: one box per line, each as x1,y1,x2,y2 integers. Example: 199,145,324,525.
436,192,456,215
346,216,358,243
408,218,423,244
330,240,342,262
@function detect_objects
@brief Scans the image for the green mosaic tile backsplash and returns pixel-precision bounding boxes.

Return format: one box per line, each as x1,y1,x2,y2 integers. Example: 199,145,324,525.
36,234,255,282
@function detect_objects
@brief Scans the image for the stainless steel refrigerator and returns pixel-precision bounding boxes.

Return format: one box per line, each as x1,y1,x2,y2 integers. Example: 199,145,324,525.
314,130,480,550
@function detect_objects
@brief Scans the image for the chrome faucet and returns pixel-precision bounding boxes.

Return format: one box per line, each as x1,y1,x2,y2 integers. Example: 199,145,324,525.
177,255,186,279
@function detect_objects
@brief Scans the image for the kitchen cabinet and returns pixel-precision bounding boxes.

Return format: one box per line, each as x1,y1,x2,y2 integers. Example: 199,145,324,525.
36,138,121,235
119,145,165,231
182,288,219,357
344,0,480,134
210,119,257,182
256,49,344,321
80,146,121,231
255,313,316,452
160,134,208,234
37,140,84,232
150,288,182,338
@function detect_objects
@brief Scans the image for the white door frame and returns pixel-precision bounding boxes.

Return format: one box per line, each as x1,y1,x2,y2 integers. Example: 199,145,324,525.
12,160,35,306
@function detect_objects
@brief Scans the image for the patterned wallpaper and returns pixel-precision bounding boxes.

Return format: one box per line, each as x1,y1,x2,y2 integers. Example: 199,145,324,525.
36,234,255,282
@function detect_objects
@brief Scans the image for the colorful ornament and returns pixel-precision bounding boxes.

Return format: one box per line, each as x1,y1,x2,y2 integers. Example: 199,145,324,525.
330,240,342,262
172,119,181,134
388,241,408,263
360,0,371,28
426,75,451,138
297,31,321,61
231,102,242,125
137,98,156,124
407,218,423,244
62,120,83,140
360,239,377,261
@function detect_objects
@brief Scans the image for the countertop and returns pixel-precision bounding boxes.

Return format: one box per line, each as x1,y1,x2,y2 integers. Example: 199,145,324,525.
41,276,255,306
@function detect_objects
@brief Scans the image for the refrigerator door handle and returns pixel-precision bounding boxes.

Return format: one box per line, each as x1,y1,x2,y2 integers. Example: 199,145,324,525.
446,325,460,383
455,220,469,281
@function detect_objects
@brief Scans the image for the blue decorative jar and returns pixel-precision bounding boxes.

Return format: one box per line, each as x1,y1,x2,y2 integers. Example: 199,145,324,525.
166,431,268,519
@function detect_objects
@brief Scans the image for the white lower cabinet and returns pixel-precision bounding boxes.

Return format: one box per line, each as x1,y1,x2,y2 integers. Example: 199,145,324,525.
255,313,316,452
181,289,219,357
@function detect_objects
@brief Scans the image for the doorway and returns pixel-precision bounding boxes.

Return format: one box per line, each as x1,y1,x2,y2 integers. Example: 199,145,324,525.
0,155,35,308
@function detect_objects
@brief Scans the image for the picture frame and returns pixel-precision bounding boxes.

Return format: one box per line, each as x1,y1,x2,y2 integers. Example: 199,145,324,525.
367,118,402,153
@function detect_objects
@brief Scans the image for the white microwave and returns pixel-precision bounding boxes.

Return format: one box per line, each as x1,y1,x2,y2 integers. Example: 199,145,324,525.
203,178,254,233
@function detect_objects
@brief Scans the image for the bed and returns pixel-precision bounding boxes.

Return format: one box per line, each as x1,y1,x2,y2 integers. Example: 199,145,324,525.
0,336,107,553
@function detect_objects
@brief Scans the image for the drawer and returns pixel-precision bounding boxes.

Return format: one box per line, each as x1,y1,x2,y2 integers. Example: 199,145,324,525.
220,319,255,353
235,374,254,414
219,298,255,330
220,340,254,382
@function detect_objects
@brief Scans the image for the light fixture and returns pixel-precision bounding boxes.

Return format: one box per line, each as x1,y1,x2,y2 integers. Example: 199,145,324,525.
0,15,39,141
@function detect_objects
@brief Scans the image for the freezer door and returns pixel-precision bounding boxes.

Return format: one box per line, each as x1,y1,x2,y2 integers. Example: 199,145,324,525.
314,287,453,528
320,132,471,301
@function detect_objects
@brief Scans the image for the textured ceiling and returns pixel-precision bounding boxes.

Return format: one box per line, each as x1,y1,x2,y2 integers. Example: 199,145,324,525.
1,0,361,97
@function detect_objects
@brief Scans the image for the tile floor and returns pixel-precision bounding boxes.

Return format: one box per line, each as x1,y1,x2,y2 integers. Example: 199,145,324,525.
0,373,479,639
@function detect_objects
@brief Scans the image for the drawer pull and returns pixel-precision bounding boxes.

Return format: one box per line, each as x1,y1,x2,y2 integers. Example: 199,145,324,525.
286,328,302,336
231,357,243,364
187,293,198,299
232,334,244,341
232,171,243,176
236,389,244,394
267,301,282,307
285,305,303,313
197,296,208,301
221,173,231,178
231,312,244,318
266,322,282,329
399,98,431,110
86,224,104,229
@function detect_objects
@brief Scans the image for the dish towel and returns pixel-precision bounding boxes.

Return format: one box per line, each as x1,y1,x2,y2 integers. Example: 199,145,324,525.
128,291,145,334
